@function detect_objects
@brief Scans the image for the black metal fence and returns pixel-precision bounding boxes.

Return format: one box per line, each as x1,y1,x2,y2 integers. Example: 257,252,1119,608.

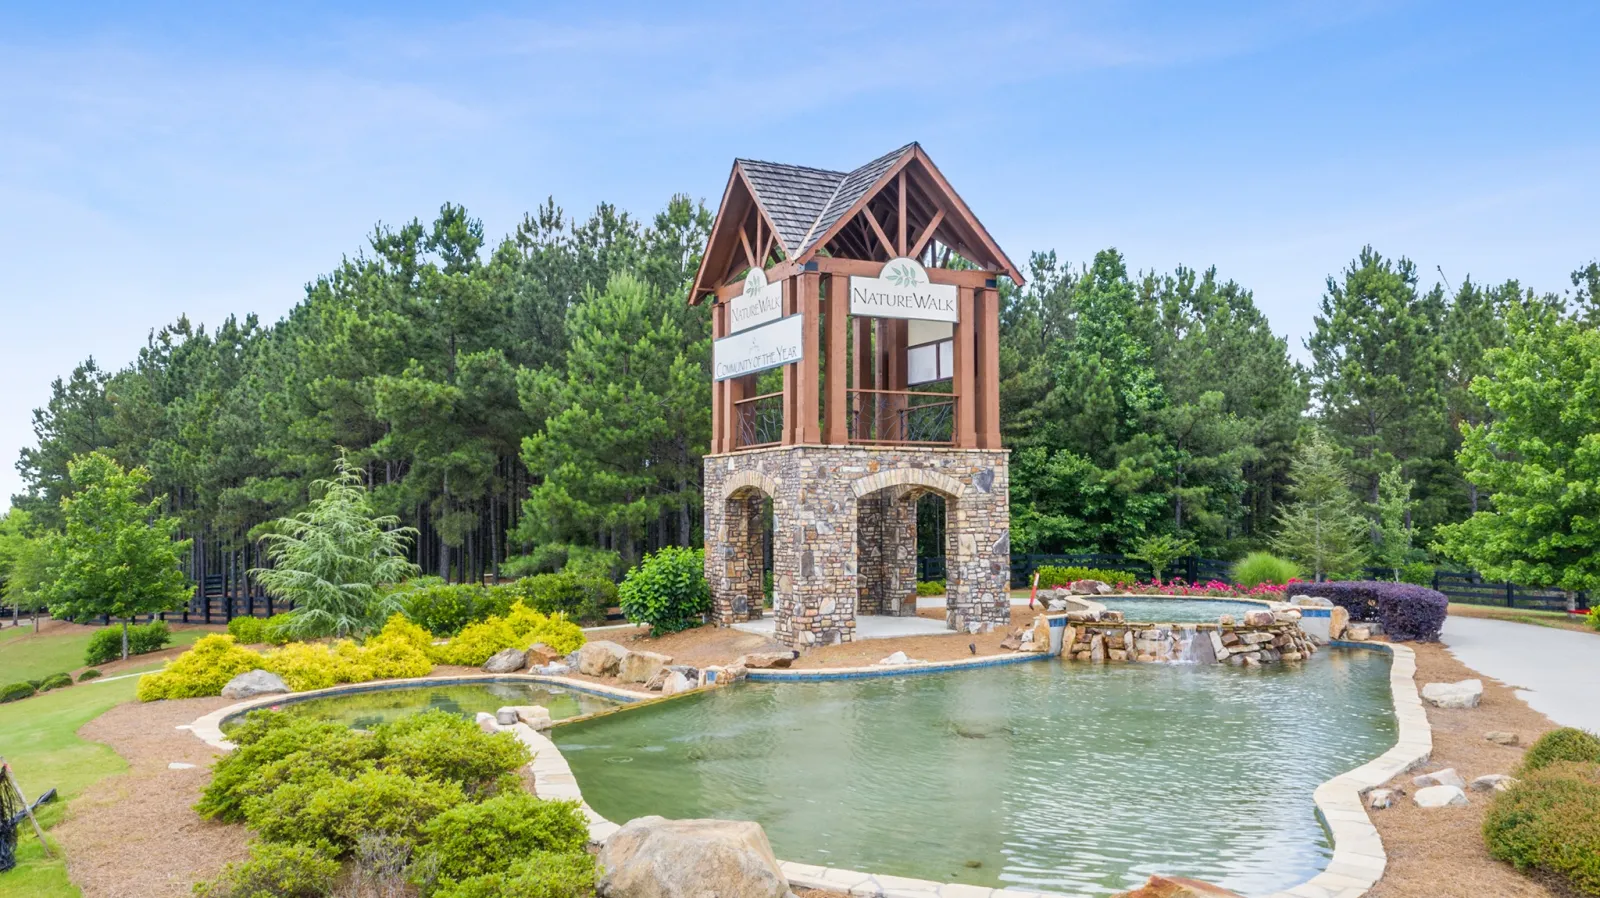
100,573,290,627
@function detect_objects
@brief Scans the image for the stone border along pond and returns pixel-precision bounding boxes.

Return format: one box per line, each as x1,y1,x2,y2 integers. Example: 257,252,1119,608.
187,642,1431,898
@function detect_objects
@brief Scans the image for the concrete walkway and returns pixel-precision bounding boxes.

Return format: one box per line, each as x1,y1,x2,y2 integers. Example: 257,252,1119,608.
732,614,951,640
1441,615,1600,731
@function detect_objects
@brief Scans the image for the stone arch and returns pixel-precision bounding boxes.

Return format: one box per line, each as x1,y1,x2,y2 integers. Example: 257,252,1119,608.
721,470,781,502
850,468,964,501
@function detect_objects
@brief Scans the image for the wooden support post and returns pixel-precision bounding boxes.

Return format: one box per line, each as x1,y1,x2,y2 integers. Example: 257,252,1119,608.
781,277,797,445
711,302,726,453
2,759,51,857
796,271,822,444
825,274,848,443
976,287,1002,449
953,286,977,448
896,171,908,254
885,318,908,442
853,315,874,440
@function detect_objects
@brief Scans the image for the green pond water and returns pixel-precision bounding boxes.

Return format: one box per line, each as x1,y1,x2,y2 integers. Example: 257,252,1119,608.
553,649,1396,897
265,681,620,729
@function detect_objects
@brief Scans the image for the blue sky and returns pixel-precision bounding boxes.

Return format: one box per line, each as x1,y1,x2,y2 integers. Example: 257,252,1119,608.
1,1,1596,509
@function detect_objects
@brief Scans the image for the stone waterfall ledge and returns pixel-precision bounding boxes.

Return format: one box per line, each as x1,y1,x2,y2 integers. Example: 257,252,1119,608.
184,648,1431,898
1260,641,1430,898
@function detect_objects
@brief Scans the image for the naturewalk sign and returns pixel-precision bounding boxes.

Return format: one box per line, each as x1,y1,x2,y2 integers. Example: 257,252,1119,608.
848,257,958,323
728,267,784,333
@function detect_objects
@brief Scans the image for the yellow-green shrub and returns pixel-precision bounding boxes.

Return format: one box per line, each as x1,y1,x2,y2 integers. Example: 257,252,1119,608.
1483,761,1600,895
364,615,435,679
137,635,265,701
430,602,585,666
261,641,375,692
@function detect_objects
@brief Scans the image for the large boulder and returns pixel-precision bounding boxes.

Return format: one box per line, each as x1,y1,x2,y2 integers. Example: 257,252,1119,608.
221,669,289,700
578,640,630,677
1111,875,1247,897
526,643,563,667
1242,610,1275,627
1412,768,1466,789
1421,679,1483,709
619,650,673,684
1070,579,1112,596
736,651,797,669
1329,606,1350,639
483,647,527,673
659,671,694,695
597,816,789,898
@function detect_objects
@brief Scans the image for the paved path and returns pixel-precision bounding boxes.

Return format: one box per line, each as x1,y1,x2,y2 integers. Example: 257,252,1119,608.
733,614,950,640
1440,615,1600,731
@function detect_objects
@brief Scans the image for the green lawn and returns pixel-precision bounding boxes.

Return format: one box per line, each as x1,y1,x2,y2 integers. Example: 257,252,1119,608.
0,670,163,898
0,624,205,684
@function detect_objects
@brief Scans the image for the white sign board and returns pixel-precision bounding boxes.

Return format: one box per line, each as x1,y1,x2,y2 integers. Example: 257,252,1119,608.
849,257,959,323
727,267,784,333
908,339,954,386
713,314,804,381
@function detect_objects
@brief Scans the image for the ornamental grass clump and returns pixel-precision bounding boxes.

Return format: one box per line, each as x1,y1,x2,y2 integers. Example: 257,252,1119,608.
1232,552,1300,588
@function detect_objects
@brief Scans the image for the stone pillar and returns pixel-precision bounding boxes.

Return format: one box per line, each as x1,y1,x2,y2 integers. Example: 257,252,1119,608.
944,465,1011,633
856,492,887,615
708,490,765,625
781,471,857,648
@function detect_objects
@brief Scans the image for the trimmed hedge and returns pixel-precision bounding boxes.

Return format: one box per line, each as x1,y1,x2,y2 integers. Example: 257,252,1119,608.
1291,580,1449,641
916,580,945,596
1484,761,1600,895
38,672,74,692
1035,566,1139,590
84,620,172,666
0,681,37,703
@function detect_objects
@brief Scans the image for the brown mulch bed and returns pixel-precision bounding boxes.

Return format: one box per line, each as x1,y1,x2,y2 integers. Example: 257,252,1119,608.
53,696,250,898
1365,639,1563,898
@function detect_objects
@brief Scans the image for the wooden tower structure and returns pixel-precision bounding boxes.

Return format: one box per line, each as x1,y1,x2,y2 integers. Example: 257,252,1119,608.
694,143,1021,648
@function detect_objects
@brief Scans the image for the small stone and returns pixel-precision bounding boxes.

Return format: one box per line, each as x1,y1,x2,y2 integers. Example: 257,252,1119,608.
525,643,562,666
495,706,520,726
1345,624,1370,641
736,651,797,669
168,762,196,770
220,669,289,700
1470,774,1516,793
1273,609,1302,623
1485,731,1520,746
512,705,553,729
474,712,500,734
1413,784,1469,808
1101,610,1125,622
1413,768,1466,789
1217,614,1235,626
1366,788,1397,809
1070,579,1109,596
877,651,913,666
1421,679,1484,710
1243,610,1275,627
534,662,572,676
1281,651,1303,661
1242,656,1261,668
482,647,527,674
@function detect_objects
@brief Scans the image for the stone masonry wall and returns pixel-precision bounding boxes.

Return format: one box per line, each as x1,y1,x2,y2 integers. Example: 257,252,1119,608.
856,487,917,617
704,445,1010,648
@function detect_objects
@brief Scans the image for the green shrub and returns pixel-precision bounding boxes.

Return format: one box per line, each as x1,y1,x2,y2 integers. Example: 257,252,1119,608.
1034,566,1138,590
1483,761,1600,895
37,672,73,692
137,635,265,701
1398,561,1435,587
227,615,269,644
419,791,589,883
262,613,296,645
84,620,172,666
429,602,585,666
77,668,101,682
1232,552,1301,588
398,581,505,638
0,682,36,703
199,712,381,823
194,841,341,898
245,767,465,856
617,546,710,636
502,573,615,623
376,710,530,798
503,544,622,582
1521,728,1600,774
916,580,945,597
429,851,597,898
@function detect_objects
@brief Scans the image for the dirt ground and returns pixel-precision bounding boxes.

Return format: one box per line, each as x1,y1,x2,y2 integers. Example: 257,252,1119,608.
52,695,249,898
1365,640,1565,898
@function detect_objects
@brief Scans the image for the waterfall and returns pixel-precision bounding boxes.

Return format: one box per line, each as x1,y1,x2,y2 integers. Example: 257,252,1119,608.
1174,625,1200,663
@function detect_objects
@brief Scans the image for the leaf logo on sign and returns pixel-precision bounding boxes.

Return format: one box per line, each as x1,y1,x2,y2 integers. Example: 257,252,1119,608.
744,268,766,296
885,262,922,288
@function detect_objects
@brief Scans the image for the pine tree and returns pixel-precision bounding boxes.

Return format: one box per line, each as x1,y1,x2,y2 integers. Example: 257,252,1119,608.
1272,431,1369,581
1373,465,1416,580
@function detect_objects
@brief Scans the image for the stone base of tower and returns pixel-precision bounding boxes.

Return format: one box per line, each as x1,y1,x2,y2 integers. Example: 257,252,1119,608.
703,445,1010,649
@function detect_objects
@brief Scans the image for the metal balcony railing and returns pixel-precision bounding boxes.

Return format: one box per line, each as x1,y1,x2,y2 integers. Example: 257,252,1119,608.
847,389,955,445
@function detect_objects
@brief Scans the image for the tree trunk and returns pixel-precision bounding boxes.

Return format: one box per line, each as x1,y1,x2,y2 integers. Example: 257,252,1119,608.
121,619,130,660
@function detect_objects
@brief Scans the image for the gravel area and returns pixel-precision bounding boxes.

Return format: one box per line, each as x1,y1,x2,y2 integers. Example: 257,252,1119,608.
53,695,250,898
1365,639,1563,898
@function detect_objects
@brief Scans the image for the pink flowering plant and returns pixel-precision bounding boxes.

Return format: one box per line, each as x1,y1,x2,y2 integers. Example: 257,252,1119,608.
1112,578,1303,598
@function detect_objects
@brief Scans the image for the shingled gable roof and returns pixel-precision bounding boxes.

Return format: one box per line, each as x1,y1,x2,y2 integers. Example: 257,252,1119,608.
692,142,1022,302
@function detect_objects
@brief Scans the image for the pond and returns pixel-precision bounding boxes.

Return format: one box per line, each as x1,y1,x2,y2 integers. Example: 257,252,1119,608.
1097,595,1268,623
552,649,1395,897
260,681,622,730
